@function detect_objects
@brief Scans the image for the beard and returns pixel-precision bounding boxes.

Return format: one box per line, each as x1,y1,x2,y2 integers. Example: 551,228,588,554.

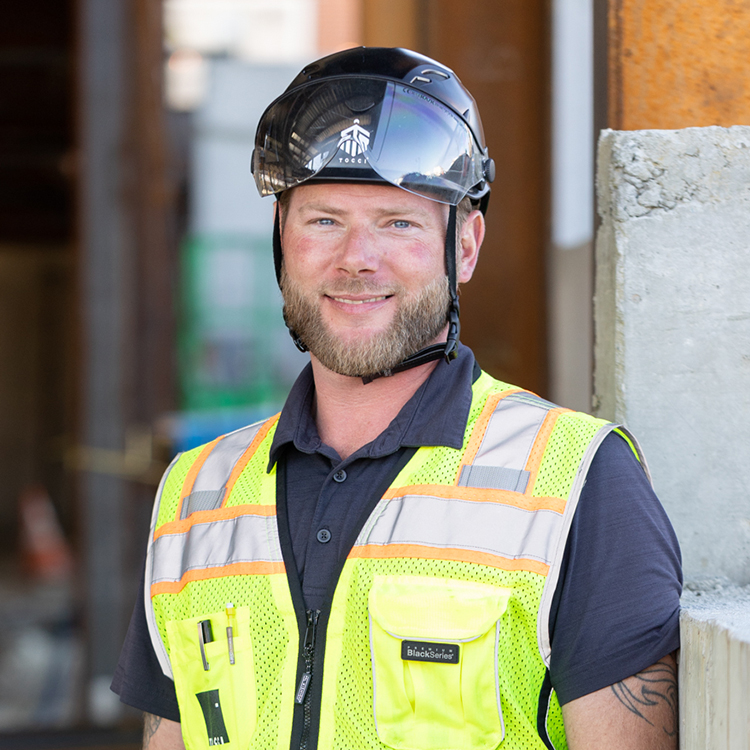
281,271,451,377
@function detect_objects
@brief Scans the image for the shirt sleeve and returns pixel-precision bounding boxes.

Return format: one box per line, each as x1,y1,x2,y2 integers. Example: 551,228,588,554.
548,431,682,705
110,562,181,722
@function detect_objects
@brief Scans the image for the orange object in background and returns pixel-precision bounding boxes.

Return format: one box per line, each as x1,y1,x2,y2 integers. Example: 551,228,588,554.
609,0,750,129
18,485,74,581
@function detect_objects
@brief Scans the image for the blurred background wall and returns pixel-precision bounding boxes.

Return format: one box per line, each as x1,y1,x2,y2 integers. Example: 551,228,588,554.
0,0,579,740
6,0,748,745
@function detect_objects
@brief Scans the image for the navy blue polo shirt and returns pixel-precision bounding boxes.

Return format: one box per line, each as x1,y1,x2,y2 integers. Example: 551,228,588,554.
112,345,681,719
269,344,476,611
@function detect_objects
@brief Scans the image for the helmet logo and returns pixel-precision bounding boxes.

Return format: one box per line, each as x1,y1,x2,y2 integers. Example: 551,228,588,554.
409,69,450,85
337,119,371,157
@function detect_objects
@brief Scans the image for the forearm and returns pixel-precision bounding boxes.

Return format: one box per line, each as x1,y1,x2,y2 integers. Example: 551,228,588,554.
143,713,185,750
562,652,678,750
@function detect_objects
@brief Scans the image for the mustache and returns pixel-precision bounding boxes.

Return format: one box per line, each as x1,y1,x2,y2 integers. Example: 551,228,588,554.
318,278,403,297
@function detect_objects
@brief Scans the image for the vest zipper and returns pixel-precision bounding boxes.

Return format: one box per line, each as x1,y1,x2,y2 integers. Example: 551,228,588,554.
277,448,417,750
295,609,319,750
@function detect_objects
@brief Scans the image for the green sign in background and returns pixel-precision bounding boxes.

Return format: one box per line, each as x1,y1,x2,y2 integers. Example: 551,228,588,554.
179,234,299,412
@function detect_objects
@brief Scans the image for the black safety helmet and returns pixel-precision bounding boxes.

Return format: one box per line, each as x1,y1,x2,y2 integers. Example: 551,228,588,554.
251,47,495,380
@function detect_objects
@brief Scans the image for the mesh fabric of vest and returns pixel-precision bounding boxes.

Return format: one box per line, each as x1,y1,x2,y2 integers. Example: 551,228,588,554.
151,425,298,750
148,372,613,750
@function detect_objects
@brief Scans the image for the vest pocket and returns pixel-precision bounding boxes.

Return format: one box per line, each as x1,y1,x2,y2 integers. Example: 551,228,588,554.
368,576,511,750
166,606,256,750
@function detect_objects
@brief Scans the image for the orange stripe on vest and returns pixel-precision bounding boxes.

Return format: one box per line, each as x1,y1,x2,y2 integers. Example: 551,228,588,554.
155,504,278,540
524,408,568,494
176,436,225,522
150,561,286,596
456,388,524,479
223,414,280,505
348,543,550,576
382,484,566,514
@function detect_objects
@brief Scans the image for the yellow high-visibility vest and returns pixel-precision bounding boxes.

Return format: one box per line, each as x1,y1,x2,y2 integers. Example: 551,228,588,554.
145,371,646,750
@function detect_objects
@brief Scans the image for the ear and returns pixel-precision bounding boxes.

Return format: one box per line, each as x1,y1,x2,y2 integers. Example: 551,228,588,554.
457,209,485,283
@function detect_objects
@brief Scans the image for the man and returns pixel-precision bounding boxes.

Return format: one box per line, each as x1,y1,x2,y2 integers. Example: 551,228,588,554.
113,48,681,750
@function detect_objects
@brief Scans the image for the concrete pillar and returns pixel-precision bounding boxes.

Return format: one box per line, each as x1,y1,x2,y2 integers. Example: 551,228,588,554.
595,123,750,748
680,584,750,749
594,125,750,584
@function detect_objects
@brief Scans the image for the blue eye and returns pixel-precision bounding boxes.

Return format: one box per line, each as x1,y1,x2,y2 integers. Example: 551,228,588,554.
392,220,411,229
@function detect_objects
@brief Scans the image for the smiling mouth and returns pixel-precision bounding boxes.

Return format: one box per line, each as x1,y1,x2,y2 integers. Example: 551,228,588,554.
328,295,391,305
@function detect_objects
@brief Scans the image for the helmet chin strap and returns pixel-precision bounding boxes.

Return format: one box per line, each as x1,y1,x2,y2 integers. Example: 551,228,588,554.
273,203,461,382
274,211,309,353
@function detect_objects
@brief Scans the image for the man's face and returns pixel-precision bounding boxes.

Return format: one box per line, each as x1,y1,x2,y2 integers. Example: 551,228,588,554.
279,183,454,377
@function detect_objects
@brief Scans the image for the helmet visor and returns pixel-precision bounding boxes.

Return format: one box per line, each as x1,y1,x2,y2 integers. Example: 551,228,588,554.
253,78,485,205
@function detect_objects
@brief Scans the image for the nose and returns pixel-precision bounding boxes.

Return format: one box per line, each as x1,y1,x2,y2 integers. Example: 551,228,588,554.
336,225,379,276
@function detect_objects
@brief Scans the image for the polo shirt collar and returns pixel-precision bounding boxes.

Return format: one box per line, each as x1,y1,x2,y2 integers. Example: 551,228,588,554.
268,344,478,469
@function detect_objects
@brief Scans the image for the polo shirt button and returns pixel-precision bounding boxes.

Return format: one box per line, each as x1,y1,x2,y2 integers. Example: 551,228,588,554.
333,469,347,483
316,528,332,544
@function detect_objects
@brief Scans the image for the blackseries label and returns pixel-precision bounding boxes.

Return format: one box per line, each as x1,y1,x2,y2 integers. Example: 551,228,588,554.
401,640,460,664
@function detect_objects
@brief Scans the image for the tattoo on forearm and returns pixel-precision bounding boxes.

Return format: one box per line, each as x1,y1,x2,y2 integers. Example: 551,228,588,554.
143,713,162,749
610,658,678,737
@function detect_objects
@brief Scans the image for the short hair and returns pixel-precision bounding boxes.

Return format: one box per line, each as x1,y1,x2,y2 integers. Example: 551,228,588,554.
456,196,473,234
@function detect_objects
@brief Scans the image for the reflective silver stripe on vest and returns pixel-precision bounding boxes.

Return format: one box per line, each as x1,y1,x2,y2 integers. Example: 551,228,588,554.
357,494,562,565
182,489,225,516
151,514,282,584
458,392,556,492
536,422,645,666
180,420,265,519
458,465,530,492
145,452,183,679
